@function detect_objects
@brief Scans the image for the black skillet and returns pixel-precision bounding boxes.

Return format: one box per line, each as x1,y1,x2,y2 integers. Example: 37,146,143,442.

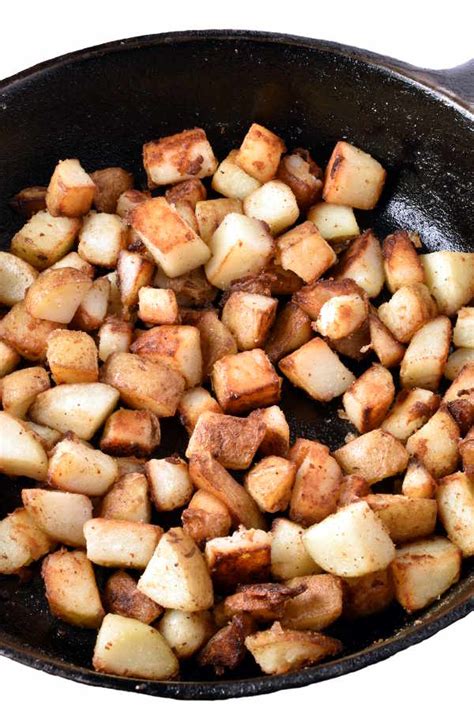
0,30,472,700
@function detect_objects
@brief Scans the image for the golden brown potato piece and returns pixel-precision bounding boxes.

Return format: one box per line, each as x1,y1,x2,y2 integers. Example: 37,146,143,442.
99,471,151,523
381,388,441,442
401,459,437,499
236,123,285,183
181,309,237,377
264,260,304,296
0,251,38,307
138,287,179,325
48,434,118,496
342,364,395,433
276,149,323,210
222,291,277,351
100,408,160,457
378,284,437,343
165,178,207,208
400,316,452,391
198,613,256,675
131,324,202,388
11,210,81,271
276,222,336,283
46,329,98,384
143,128,217,186
205,527,271,590
0,412,49,481
46,158,95,217
90,167,134,213
103,570,163,624
0,339,20,377
342,569,394,619
116,188,150,222
290,441,342,526
0,302,59,361
420,251,474,316
265,302,312,363
154,266,217,307
0,508,52,574
368,308,406,368
178,387,222,435
212,348,281,414
383,230,425,293
182,490,232,547
117,250,154,311
337,475,371,507
10,185,47,218
365,493,437,543
98,317,133,362
24,267,91,324
332,230,385,297
42,549,104,628
244,456,296,513
406,407,459,478
251,405,290,457
281,574,343,631
453,307,474,348
323,141,386,210
2,366,50,418
101,352,185,417
146,457,194,512
189,453,266,530
244,180,299,235
334,429,409,484
195,197,243,243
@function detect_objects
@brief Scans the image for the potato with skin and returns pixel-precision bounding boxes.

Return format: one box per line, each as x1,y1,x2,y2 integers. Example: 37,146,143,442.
381,388,441,441
276,221,336,282
402,459,437,499
281,575,343,631
143,128,217,186
383,230,425,293
265,302,313,363
195,198,243,243
10,185,47,218
104,570,163,624
368,309,406,368
205,527,272,590
391,537,462,612
212,150,262,200
307,203,360,242
101,352,185,417
365,494,437,543
290,442,342,526
99,472,151,523
138,287,179,325
342,364,395,433
198,613,256,674
252,405,290,457
276,149,323,211
244,180,299,235
48,435,118,496
165,178,207,209
0,412,49,480
11,210,81,270
323,141,386,210
420,251,474,315
21,489,92,547
400,316,451,390
116,250,154,311
46,158,95,217
181,309,237,376
0,508,53,574
222,291,277,350
42,550,104,628
406,407,460,478
334,429,409,484
90,167,134,213
146,457,194,512
72,276,110,331
271,518,321,580
0,339,20,377
158,610,215,659
93,614,179,680
178,387,222,434
138,527,214,611
236,123,285,183
0,252,38,306
131,324,203,388
342,569,394,619
333,230,385,298
46,329,98,385
378,284,437,343
98,317,133,362
244,456,296,513
100,408,160,458
182,490,232,547
437,472,474,556
212,349,281,414
2,366,50,418
84,518,162,569
218,582,305,624
315,293,368,341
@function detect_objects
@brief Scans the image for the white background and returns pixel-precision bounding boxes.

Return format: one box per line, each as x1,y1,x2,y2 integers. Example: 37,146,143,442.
0,2,472,709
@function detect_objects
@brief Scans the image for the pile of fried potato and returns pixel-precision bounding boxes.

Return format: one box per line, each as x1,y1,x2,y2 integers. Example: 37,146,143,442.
0,122,473,682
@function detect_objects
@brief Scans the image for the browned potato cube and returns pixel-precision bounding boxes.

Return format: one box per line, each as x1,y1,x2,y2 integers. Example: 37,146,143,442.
211,149,262,200
25,267,91,324
252,405,290,457
131,324,202,388
90,167,134,213
244,180,299,235
443,364,474,407
0,508,52,573
11,210,81,270
10,185,47,218
383,230,425,293
406,407,459,478
181,309,237,376
342,364,395,433
165,178,207,209
2,366,50,418
381,388,440,441
290,442,342,526
222,291,277,350
98,317,133,362
104,570,163,624
342,570,394,619
117,250,154,311
323,141,386,210
402,459,437,499
178,387,222,434
101,352,185,417
315,293,368,340
333,230,385,297
195,198,243,243
84,518,162,569
22,488,92,547
0,339,20,377
276,221,336,283
244,456,296,513
293,277,364,321
337,475,371,507
420,251,474,316
378,284,437,343
368,309,406,368
72,276,110,331
100,408,160,457
99,471,151,523
146,457,193,512
334,429,409,484
437,472,474,556
182,490,232,547
276,149,323,210
46,329,98,384
400,316,451,390
114,457,146,476
205,527,271,590
365,493,437,542
212,348,281,414
271,518,321,580
143,128,217,186
0,251,38,306
279,338,355,402
236,123,285,183
265,302,312,363
138,287,179,325
42,549,104,627
281,574,343,631
46,159,95,217
307,203,359,243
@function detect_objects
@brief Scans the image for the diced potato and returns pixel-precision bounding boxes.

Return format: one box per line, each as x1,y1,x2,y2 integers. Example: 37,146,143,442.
0,302,61,361
265,302,312,363
98,317,133,362
205,213,274,289
131,325,202,388
460,427,474,476
212,149,262,200
23,421,61,451
222,291,277,350
252,405,290,457
279,337,355,402
165,178,207,209
290,442,342,526
48,435,118,496
265,261,304,295
199,613,257,672
90,167,134,213
293,277,364,321
383,230,425,293
443,364,474,407
323,141,386,210
217,582,306,625
368,309,406,368
444,348,474,381
93,614,179,680
342,364,394,433
245,622,342,675
307,203,360,242
244,456,296,513
0,412,48,480
30,382,119,439
100,472,151,523
11,210,81,270
342,570,394,619
303,501,396,576
46,329,98,384
400,316,451,390
328,320,371,362
0,252,38,306
402,459,437,499
211,349,281,414
182,490,232,547
315,293,368,340
25,267,92,324
100,408,160,457
195,198,242,243
271,518,321,580
276,149,323,211
0,339,20,377
420,251,474,315
391,537,461,612
181,309,237,376
437,472,474,556
146,457,193,512
337,475,371,507
236,123,285,183
138,527,213,611
365,493,437,543
117,250,154,311
406,407,459,478
205,527,271,589
106,271,123,316
378,284,437,343
10,185,47,218
189,453,266,530
244,180,299,235
381,388,441,441
276,221,336,282
158,610,214,659
138,287,179,325
78,212,128,268
334,429,409,484
84,518,161,568
281,574,343,631
104,570,163,624
143,128,217,186
333,230,385,297
114,456,146,477
0,508,53,574
48,251,95,277
42,549,104,627
2,366,50,418
132,197,210,277
22,488,92,546
46,158,96,217
116,188,150,222
101,352,185,417
72,276,110,331
453,307,474,348
178,387,222,434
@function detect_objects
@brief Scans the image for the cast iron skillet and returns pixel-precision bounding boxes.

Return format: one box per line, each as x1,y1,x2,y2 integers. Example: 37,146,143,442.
0,30,472,700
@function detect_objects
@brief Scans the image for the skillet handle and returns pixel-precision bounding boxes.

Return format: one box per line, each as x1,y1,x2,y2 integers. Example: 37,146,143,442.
384,58,474,109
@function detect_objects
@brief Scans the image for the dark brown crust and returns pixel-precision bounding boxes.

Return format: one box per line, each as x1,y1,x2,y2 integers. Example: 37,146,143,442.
221,272,275,305
104,570,163,624
331,230,378,280
211,350,282,415
9,186,47,218
329,318,371,361
222,583,306,620
181,308,237,376
100,408,160,457
265,302,313,363
165,178,207,209
447,398,474,436
293,277,364,320
207,544,271,591
198,614,256,674
155,268,217,307
264,262,304,296
342,569,394,619
276,151,323,210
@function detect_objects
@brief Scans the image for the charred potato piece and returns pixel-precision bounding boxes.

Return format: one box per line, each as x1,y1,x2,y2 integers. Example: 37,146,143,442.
205,527,271,590
90,167,134,213
10,185,47,218
104,570,163,624
116,189,150,222
342,364,395,433
236,123,285,183
212,349,281,414
143,128,217,186
198,613,256,674
293,277,365,321
276,149,323,210
334,429,409,485
46,329,98,384
46,158,95,217
11,210,80,270
323,141,386,210
99,472,151,523
276,221,336,282
244,180,299,235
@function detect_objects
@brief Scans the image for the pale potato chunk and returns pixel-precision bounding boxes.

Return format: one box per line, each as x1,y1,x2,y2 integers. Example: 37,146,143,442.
99,472,151,523
30,383,119,439
0,339,20,377
181,490,232,546
365,494,437,543
212,149,262,200
158,610,214,659
378,284,437,343
205,213,274,289
90,167,134,213
290,442,342,525
205,527,271,589
78,212,128,268
104,570,163,624
236,123,285,183
281,575,343,631
271,518,321,580
47,329,98,384
42,549,104,627
211,349,281,414
131,325,202,388
195,198,243,243
400,316,451,390
316,294,368,340
391,537,461,612
0,252,37,306
244,180,299,235
420,251,474,315
453,307,474,348
46,158,95,217
11,210,81,270
98,317,133,362
72,276,110,331
84,518,161,568
383,230,425,293
333,230,384,297
276,221,336,282
279,337,355,402
323,141,386,209
25,268,92,324
307,203,360,242
244,456,296,513
406,408,459,478
222,291,277,350
138,527,214,611
0,508,52,574
334,429,409,484
143,128,217,186
342,364,394,433
23,421,61,451
178,387,222,434
437,472,474,556
100,408,160,458
293,276,364,321
146,457,194,512
0,412,48,480
22,489,92,547
138,287,179,325
303,501,396,577
48,435,118,496
444,348,474,381
381,388,440,441
265,302,313,363
402,459,437,499
93,614,179,680
2,366,50,418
